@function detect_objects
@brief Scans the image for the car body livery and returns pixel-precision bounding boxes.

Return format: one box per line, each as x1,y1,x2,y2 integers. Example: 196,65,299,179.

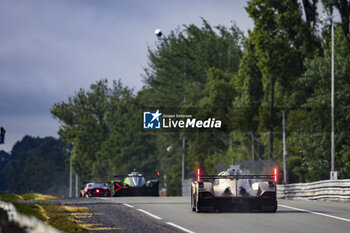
112,170,159,197
191,166,277,212
80,182,111,197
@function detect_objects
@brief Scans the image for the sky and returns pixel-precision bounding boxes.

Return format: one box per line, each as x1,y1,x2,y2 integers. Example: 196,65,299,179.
0,0,253,153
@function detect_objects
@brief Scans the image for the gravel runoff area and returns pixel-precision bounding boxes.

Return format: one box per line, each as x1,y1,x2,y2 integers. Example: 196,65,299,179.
21,198,180,233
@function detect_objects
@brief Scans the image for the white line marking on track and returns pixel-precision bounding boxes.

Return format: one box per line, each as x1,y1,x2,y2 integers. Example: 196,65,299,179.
123,203,134,208
137,209,162,220
279,204,350,223
166,222,196,233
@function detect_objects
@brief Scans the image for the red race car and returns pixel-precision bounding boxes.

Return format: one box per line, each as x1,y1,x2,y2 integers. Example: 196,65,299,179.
80,182,111,197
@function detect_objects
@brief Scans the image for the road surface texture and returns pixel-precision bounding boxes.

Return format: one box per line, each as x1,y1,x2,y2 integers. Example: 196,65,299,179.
32,197,350,233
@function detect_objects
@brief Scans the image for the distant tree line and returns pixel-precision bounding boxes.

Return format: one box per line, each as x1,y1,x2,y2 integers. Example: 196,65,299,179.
0,136,69,196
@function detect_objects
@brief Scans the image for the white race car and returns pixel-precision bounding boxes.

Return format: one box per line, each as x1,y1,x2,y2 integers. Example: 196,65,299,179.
191,166,277,212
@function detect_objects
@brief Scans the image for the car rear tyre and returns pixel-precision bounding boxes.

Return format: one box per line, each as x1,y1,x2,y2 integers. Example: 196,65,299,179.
271,203,277,213
195,203,201,213
191,186,196,212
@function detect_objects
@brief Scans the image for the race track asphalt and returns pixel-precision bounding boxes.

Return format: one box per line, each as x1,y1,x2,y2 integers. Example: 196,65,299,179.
34,197,350,233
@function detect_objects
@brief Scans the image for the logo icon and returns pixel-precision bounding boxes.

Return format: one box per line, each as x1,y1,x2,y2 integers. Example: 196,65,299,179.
143,110,162,129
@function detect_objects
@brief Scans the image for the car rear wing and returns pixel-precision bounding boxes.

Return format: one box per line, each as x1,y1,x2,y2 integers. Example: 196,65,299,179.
113,175,159,179
82,181,110,184
199,175,275,179
196,168,278,183
81,182,111,189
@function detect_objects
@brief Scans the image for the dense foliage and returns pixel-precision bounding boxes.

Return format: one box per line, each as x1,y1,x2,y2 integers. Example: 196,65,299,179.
0,150,11,191
1,136,69,196
51,80,158,182
3,1,350,195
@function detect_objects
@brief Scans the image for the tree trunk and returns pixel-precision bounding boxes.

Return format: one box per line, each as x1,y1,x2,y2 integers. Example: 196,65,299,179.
269,76,275,159
250,131,255,161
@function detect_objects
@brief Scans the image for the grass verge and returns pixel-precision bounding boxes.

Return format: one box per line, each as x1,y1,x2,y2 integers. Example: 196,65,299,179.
0,193,23,202
0,193,87,232
20,193,63,201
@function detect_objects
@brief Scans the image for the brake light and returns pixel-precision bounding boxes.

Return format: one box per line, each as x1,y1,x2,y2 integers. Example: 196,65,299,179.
96,189,100,193
274,168,277,183
197,168,201,182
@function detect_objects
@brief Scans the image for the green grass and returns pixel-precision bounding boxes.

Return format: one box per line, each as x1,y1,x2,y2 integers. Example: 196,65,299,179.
41,203,87,232
0,193,23,202
0,193,62,202
0,193,86,232
12,202,45,221
20,193,62,200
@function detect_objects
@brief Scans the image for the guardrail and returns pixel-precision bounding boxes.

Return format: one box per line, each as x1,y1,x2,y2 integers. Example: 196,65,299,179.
182,179,192,197
0,200,61,233
277,179,350,200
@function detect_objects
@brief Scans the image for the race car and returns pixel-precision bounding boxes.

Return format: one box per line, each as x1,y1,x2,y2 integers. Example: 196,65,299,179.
112,170,159,197
80,182,111,197
191,166,277,213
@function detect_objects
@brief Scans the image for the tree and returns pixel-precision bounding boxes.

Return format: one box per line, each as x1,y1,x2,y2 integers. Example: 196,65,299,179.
51,80,113,180
321,0,350,42
101,92,158,179
288,27,350,181
0,150,11,191
244,0,321,161
51,79,159,182
142,19,244,194
230,35,263,161
144,19,243,108
4,136,68,196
